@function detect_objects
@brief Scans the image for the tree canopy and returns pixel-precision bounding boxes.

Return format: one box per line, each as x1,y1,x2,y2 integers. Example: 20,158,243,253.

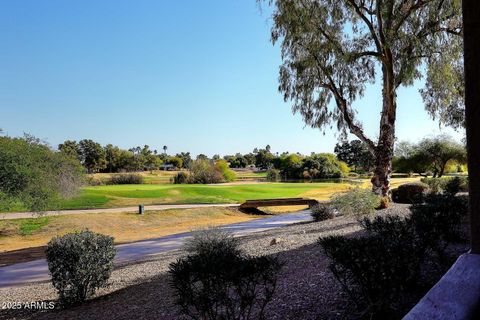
263,0,463,195
0,135,84,211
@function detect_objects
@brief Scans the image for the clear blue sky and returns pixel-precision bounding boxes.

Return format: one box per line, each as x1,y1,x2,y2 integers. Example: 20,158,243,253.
0,0,463,157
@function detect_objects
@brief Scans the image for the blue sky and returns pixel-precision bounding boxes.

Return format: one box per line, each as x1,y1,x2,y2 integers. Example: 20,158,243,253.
0,0,463,157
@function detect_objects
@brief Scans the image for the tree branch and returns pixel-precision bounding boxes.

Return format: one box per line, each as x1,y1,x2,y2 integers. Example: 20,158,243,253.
345,0,383,53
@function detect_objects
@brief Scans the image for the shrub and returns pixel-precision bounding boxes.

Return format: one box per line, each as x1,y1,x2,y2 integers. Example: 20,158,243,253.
0,135,84,212
106,173,143,185
420,177,447,195
266,168,281,182
85,176,105,186
320,193,468,316
189,159,224,184
45,230,116,306
444,176,468,195
391,182,429,204
172,171,190,184
310,203,336,221
410,194,468,262
377,196,390,209
330,188,380,217
320,226,422,316
215,160,237,182
170,229,282,320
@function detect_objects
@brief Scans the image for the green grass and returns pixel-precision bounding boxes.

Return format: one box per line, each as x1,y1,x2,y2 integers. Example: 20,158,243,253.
59,182,351,210
18,217,51,235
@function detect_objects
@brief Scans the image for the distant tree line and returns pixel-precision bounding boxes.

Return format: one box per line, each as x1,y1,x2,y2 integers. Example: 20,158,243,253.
58,140,197,173
334,136,467,178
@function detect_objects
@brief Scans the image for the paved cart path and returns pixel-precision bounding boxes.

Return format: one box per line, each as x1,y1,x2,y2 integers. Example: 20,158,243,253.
0,210,311,288
1,203,240,220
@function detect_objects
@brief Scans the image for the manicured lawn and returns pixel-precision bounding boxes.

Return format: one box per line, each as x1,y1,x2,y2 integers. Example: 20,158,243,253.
59,182,353,209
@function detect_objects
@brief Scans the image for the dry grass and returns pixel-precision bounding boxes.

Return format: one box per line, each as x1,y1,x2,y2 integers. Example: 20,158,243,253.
0,208,262,253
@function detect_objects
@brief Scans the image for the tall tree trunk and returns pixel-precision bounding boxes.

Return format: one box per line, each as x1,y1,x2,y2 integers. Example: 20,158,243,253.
371,58,397,196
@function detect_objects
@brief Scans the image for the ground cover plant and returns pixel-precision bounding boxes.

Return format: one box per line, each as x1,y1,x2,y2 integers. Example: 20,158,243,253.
45,230,116,306
169,229,282,320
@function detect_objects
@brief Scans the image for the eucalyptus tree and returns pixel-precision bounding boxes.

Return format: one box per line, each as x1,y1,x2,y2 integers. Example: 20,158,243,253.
263,0,462,195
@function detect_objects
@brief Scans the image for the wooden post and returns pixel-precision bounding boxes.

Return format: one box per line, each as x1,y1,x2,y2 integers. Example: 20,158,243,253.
462,0,480,253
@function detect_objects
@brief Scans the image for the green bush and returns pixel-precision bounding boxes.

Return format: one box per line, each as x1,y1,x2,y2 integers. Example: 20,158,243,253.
330,188,381,217
420,177,447,195
215,160,236,182
310,203,336,221
45,230,116,306
188,159,224,184
444,176,468,195
0,135,84,212
169,229,282,320
320,226,422,316
266,168,281,182
419,176,468,195
410,194,468,261
320,193,468,316
391,182,429,204
85,176,105,186
172,171,190,184
106,173,143,185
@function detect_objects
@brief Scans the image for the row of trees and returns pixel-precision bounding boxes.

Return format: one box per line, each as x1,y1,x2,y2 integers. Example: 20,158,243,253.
58,140,202,173
58,141,300,173
393,135,466,177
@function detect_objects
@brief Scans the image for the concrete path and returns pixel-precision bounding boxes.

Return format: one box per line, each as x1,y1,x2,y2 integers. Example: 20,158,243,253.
0,210,311,288
0,203,239,220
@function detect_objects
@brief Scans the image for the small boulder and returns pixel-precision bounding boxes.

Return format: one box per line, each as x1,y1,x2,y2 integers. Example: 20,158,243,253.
270,238,281,246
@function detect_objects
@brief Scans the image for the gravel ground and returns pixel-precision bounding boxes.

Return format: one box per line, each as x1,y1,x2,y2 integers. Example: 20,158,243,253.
0,204,465,320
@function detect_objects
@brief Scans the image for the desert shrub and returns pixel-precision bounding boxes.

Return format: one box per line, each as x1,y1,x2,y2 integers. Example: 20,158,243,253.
173,171,190,184
320,193,468,316
410,194,468,262
45,230,116,306
183,228,240,256
444,176,468,195
420,177,446,195
170,229,282,320
330,188,381,217
377,196,390,209
106,173,143,185
189,159,224,184
391,182,429,204
419,176,468,195
310,203,336,221
320,227,422,316
85,175,106,186
266,168,281,182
